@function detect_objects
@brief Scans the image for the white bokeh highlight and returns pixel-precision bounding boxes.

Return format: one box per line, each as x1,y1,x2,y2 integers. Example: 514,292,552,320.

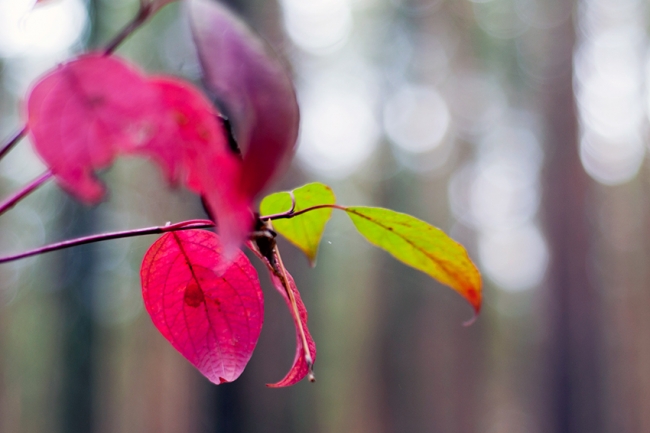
478,223,549,292
449,123,548,292
574,0,646,185
280,0,353,54
0,0,87,57
296,68,380,178
384,84,450,154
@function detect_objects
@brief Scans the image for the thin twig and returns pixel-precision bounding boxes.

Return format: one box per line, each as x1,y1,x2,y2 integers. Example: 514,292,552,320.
0,219,214,265
103,3,153,55
0,171,53,216
260,203,346,221
0,126,28,161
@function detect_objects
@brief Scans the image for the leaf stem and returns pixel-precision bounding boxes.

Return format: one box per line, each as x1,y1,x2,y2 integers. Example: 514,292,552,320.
260,203,346,221
0,219,214,265
103,2,153,55
0,171,53,217
0,126,28,161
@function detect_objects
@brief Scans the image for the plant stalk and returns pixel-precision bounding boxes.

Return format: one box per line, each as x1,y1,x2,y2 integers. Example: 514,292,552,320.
0,126,28,161
103,2,153,55
260,203,346,221
0,219,214,264
0,171,53,216
0,199,346,265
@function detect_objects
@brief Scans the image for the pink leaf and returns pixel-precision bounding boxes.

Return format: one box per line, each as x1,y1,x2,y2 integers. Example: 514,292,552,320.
26,54,164,202
141,230,264,384
266,269,316,388
189,0,300,199
149,77,254,251
26,55,254,248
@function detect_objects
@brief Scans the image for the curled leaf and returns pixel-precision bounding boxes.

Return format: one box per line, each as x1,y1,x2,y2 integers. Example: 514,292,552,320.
266,268,316,387
141,230,264,384
345,206,482,315
189,0,300,199
248,242,316,387
260,182,336,265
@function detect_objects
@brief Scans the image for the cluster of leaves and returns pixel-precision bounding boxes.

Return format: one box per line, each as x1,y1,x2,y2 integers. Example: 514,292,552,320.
0,0,481,387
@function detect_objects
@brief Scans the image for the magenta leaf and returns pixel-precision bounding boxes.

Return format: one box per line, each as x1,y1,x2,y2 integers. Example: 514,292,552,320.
26,55,254,247
26,54,164,202
141,230,264,384
149,77,254,252
189,0,300,199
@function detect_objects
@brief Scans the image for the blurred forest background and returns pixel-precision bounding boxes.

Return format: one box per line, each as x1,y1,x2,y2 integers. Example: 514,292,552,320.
0,0,647,432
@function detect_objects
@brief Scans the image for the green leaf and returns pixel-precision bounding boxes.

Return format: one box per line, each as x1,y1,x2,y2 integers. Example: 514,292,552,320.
260,182,336,265
344,206,482,314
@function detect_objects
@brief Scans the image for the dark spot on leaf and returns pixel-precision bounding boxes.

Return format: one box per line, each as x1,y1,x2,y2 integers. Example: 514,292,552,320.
184,281,205,307
209,298,222,312
219,377,229,384
87,95,105,107
173,111,189,126
197,126,211,141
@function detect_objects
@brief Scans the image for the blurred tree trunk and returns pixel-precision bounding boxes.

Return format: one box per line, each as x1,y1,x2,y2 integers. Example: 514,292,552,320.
57,1,101,431
540,1,604,432
57,201,98,433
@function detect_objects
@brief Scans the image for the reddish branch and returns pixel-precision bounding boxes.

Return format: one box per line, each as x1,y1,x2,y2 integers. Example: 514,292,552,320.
0,204,345,265
260,203,345,220
0,126,28,161
103,2,154,55
0,171,52,216
0,219,214,264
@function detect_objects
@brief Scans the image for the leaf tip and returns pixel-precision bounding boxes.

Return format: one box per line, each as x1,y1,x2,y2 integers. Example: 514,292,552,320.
462,312,479,327
467,286,482,311
462,285,482,326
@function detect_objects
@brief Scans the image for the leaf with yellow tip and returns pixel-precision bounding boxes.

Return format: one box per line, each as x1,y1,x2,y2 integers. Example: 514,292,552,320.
260,182,336,265
344,206,482,315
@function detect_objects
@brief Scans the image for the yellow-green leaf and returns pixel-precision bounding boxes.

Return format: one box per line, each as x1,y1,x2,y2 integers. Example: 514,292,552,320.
345,206,482,314
260,182,336,265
